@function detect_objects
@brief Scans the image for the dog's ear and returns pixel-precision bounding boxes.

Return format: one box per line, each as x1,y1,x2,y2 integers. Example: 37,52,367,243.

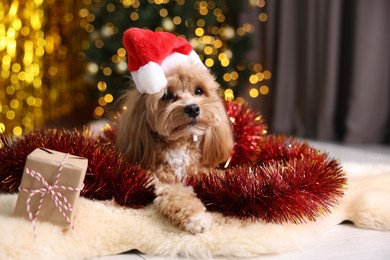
202,102,233,166
116,90,156,168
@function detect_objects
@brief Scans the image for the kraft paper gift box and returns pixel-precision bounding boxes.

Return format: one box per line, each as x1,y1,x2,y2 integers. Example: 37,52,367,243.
14,148,88,228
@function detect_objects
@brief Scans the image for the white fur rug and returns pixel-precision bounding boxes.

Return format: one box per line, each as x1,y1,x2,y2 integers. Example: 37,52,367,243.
1,162,390,259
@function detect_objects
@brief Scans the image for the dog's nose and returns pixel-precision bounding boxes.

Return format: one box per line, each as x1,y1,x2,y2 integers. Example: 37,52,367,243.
184,104,200,118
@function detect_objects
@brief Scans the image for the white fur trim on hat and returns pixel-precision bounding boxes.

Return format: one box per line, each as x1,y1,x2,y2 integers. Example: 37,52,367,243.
132,51,207,94
161,50,207,74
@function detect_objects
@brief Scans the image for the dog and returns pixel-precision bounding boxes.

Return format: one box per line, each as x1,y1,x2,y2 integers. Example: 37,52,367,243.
116,61,234,233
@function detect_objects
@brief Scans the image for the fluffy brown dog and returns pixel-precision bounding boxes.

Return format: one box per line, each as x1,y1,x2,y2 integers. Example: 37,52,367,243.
116,61,233,233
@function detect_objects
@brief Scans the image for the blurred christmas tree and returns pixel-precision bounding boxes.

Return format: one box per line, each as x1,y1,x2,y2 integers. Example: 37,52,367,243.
82,0,268,119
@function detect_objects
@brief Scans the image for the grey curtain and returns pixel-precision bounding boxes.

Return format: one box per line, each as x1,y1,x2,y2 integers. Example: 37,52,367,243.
244,0,390,144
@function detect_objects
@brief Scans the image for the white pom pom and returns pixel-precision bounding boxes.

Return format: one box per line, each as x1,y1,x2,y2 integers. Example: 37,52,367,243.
132,62,167,94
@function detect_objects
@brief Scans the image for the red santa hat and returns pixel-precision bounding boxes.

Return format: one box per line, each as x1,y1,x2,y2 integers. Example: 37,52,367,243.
122,28,206,94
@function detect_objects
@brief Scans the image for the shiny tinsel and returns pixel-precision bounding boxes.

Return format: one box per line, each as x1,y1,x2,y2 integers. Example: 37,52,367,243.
224,101,268,167
188,135,347,223
0,129,155,208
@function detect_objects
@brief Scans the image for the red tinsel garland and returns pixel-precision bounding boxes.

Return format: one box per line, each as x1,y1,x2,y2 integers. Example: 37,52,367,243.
0,129,155,208
224,101,268,167
187,136,346,223
0,101,347,223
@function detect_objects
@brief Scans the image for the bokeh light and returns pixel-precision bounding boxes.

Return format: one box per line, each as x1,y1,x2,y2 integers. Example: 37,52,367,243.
1,0,272,131
0,0,86,135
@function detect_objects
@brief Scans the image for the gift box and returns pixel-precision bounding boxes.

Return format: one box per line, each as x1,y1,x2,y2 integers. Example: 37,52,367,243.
14,148,88,228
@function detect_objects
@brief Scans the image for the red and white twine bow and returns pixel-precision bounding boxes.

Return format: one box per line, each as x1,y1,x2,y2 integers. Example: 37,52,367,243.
19,153,84,238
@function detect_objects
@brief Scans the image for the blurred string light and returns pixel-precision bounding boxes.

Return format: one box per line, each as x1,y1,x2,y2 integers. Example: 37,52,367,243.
0,0,86,136
85,0,271,119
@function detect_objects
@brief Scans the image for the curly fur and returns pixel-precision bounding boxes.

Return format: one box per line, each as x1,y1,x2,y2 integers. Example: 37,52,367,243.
116,61,233,233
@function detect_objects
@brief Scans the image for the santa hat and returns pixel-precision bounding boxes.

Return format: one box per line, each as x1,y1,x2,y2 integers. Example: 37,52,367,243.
122,28,206,94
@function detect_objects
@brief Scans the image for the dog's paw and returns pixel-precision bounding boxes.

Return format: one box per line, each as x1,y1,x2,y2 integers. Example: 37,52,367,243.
154,185,168,197
183,211,212,234
153,183,212,233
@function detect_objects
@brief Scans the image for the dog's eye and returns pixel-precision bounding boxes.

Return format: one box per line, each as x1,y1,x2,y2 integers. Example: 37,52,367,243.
162,91,174,100
194,88,203,96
